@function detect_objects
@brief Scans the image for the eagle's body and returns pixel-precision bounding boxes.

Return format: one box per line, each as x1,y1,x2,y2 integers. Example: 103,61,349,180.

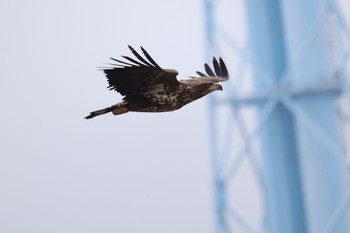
85,46,229,119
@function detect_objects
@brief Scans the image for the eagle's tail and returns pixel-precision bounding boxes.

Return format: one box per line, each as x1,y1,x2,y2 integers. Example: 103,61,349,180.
85,106,113,119
85,103,129,119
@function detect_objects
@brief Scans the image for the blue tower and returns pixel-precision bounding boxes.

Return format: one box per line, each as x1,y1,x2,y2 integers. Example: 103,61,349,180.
203,0,350,232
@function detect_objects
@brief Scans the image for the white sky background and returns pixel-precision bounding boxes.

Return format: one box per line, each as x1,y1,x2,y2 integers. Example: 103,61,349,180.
1,1,350,233
0,1,217,233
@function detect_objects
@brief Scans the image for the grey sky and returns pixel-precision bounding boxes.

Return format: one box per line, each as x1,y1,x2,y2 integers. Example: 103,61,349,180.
0,1,213,233
1,0,349,233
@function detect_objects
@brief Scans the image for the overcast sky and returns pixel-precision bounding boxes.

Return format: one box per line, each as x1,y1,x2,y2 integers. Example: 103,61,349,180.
1,1,349,233
0,1,219,233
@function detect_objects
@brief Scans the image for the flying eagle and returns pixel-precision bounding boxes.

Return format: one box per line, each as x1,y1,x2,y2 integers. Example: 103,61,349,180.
85,46,229,119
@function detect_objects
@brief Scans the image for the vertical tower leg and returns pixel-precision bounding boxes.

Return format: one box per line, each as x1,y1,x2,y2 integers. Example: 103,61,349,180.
245,1,307,232
244,0,349,232
281,0,348,232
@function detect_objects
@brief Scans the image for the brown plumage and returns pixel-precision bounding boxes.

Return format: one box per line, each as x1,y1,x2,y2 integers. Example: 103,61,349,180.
85,46,229,119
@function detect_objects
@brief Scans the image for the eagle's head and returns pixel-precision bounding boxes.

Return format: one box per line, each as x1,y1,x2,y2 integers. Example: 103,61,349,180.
207,83,223,92
193,82,223,100
199,82,223,93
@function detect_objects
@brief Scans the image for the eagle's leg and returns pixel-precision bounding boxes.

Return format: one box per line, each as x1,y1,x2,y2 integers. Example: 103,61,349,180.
85,102,129,119
112,102,129,115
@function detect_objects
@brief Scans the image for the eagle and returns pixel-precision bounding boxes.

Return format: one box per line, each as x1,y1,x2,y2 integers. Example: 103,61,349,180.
85,46,229,119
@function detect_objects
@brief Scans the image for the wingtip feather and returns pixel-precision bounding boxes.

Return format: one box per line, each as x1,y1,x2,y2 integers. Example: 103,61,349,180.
212,57,222,77
219,57,229,78
204,63,215,77
140,46,161,68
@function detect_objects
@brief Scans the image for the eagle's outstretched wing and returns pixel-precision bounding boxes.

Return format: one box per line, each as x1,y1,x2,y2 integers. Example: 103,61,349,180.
103,45,180,97
195,57,229,82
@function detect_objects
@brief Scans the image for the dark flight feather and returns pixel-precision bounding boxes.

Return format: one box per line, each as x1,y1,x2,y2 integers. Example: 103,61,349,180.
121,56,146,66
109,57,133,66
128,45,154,67
196,71,207,77
213,57,222,77
219,57,229,78
141,46,161,68
205,63,216,77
